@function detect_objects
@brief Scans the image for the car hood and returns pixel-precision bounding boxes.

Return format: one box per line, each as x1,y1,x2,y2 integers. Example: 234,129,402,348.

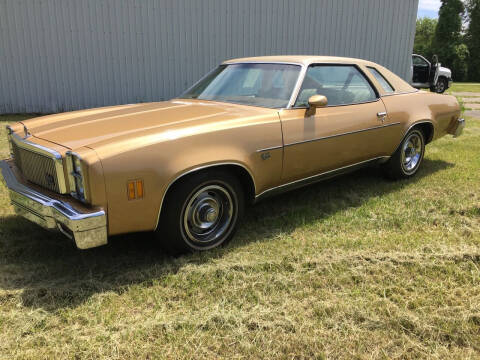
22,100,276,151
438,66,451,77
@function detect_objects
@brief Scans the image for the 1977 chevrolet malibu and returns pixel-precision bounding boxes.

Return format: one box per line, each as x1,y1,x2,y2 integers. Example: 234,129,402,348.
1,56,465,253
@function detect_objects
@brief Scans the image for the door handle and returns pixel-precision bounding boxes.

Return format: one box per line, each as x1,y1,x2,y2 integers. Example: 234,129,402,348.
377,112,387,122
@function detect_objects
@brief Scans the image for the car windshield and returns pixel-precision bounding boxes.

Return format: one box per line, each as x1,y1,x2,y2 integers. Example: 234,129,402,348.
180,63,302,108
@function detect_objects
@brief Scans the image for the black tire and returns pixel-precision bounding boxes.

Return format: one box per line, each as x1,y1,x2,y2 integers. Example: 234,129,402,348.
156,169,244,255
383,129,425,180
431,77,447,94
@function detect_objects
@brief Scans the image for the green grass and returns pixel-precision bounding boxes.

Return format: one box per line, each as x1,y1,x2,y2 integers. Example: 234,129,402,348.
447,83,480,111
448,82,480,94
0,114,479,359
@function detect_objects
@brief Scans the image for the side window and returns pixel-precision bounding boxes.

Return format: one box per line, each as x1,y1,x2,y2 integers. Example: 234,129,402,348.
412,56,428,67
294,65,377,107
367,67,395,93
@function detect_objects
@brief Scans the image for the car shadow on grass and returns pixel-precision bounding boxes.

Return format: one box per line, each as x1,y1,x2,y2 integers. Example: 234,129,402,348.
0,159,453,311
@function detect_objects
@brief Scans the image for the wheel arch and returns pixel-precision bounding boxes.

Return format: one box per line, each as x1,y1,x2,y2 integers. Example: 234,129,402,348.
412,121,434,144
392,120,434,156
154,162,256,230
404,120,434,144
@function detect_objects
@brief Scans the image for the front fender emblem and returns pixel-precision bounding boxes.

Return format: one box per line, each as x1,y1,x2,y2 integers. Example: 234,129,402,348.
261,152,271,161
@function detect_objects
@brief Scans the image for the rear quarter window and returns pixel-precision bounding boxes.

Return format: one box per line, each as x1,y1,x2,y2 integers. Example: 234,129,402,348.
367,67,395,94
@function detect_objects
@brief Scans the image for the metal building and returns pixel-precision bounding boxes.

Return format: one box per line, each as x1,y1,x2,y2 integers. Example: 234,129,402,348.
0,0,419,114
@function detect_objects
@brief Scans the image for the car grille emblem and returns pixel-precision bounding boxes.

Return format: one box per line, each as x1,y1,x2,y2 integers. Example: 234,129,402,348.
45,173,55,187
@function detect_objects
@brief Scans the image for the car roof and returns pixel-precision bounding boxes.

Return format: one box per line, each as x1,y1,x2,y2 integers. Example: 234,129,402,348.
223,55,378,67
222,55,416,94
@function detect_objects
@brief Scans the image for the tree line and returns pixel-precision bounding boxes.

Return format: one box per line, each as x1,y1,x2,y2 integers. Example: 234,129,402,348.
414,0,480,81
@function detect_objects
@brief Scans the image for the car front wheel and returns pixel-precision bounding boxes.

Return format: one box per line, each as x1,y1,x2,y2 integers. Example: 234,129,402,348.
431,77,447,94
156,169,244,254
383,129,425,180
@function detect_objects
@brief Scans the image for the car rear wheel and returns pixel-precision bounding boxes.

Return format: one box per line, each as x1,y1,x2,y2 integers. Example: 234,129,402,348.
383,129,425,180
156,169,244,255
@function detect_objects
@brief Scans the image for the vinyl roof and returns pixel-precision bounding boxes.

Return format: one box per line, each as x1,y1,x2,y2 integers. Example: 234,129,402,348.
223,55,379,67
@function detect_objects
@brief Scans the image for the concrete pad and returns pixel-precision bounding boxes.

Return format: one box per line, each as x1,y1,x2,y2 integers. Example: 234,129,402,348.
461,97,480,103
464,103,480,110
464,110,480,118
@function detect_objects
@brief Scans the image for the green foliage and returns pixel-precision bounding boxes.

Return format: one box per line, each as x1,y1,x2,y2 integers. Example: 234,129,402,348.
414,18,438,60
432,0,465,80
453,43,470,81
466,0,480,81
414,0,479,81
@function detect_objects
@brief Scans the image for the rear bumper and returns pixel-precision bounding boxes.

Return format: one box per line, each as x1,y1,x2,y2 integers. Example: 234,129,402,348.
0,160,107,249
453,118,465,138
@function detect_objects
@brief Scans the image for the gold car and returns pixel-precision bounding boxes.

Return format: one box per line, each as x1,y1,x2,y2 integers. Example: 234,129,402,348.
0,56,465,253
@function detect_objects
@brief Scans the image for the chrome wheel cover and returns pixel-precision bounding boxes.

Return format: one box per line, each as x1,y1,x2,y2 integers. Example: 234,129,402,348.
182,184,234,246
401,132,423,173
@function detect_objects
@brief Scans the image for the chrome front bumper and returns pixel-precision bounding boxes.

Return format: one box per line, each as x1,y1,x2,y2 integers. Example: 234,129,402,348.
454,118,465,138
0,160,108,249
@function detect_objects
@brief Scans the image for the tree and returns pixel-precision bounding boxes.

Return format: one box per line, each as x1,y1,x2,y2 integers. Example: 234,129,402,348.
466,0,480,81
414,18,438,60
432,0,465,80
453,43,469,81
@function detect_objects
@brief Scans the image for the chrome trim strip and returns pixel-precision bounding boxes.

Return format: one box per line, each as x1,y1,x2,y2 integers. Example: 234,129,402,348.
285,122,401,147
256,145,283,153
255,156,390,200
287,63,308,109
10,131,62,160
381,90,419,97
0,160,107,249
222,60,305,66
291,98,381,109
154,162,257,230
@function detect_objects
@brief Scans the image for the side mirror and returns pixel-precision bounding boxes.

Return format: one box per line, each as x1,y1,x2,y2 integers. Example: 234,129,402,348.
306,95,328,116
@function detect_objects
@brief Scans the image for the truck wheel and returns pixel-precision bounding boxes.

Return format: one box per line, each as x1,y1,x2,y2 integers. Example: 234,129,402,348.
383,129,425,180
432,77,447,94
156,169,244,255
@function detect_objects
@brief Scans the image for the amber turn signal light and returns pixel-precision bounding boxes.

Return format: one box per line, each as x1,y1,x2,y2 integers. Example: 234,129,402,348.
127,180,144,200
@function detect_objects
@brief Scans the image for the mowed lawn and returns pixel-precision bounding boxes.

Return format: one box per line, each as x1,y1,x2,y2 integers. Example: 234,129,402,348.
0,94,479,359
448,82,480,94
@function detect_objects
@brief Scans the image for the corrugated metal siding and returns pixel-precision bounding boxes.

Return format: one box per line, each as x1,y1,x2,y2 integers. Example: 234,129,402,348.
0,0,419,113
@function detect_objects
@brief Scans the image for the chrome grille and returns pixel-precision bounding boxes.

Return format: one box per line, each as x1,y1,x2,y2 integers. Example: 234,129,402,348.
12,141,61,193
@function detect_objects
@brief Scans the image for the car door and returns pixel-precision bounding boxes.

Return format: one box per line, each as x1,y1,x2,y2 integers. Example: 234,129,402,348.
412,55,431,85
279,64,391,183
